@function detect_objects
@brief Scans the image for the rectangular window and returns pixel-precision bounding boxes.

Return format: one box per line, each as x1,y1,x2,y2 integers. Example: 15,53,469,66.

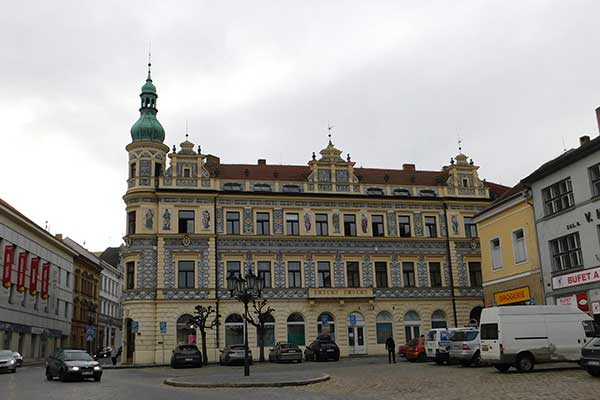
130,163,136,179
346,262,360,288
402,262,416,287
64,302,69,319
256,212,270,235
344,214,357,236
468,262,482,287
177,261,195,289
490,238,503,270
513,229,527,264
55,298,59,315
375,262,388,288
226,261,241,282
429,262,442,287
286,213,300,235
65,271,70,288
317,261,331,288
590,163,600,197
178,210,195,234
288,261,302,288
398,215,411,237
316,213,329,236
226,211,240,235
464,217,478,238
371,215,385,237
424,216,437,238
542,178,574,216
127,211,136,235
126,262,135,289
257,261,272,288
550,232,583,272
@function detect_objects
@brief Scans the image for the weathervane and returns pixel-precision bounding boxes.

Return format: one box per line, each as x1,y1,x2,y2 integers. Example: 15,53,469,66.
328,124,334,145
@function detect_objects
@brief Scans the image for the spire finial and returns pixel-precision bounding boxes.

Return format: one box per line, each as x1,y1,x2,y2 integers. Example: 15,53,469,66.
457,134,462,153
185,119,189,140
327,124,334,145
147,41,152,81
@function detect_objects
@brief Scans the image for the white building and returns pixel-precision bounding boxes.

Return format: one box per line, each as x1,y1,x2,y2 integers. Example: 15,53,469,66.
0,198,76,361
523,126,600,323
98,247,123,350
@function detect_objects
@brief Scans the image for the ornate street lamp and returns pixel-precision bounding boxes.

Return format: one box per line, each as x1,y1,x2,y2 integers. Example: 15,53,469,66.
228,270,262,377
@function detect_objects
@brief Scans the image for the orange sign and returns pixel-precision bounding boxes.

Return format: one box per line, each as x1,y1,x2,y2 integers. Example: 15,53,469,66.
495,287,531,305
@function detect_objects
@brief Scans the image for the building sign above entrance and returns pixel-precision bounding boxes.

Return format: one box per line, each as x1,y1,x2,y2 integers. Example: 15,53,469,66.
494,286,531,305
552,266,600,290
308,288,373,299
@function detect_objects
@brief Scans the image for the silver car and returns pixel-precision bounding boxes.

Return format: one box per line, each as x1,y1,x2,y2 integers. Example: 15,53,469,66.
449,328,481,367
0,350,17,373
219,345,253,366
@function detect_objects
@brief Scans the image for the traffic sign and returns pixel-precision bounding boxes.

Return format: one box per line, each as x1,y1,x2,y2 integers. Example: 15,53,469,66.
86,325,94,338
132,320,139,333
159,321,167,335
349,314,357,326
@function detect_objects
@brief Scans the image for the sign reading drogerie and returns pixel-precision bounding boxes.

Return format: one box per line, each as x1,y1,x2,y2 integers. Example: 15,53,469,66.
552,266,600,289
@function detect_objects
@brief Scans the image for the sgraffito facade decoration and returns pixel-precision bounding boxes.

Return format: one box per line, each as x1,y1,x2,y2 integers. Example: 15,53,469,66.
121,66,507,365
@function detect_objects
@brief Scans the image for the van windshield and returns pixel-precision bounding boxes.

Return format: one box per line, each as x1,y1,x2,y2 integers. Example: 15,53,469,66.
450,331,478,341
480,323,498,340
426,331,437,341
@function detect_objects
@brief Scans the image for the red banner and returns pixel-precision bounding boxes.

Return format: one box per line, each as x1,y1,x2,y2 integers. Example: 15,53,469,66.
29,257,39,296
576,292,589,312
17,252,28,292
2,245,14,289
41,262,50,300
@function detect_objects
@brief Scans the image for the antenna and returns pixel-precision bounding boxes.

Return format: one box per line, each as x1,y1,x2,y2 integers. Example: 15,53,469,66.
561,136,567,153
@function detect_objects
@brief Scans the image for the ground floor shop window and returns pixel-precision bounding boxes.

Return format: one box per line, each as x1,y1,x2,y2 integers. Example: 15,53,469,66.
176,314,197,345
225,314,244,346
376,311,393,344
317,312,336,341
257,314,275,347
431,310,448,329
287,313,305,346
404,311,421,341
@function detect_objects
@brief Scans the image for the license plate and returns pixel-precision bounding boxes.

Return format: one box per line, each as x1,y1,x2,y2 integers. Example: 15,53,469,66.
481,345,489,351
588,360,600,366
82,371,93,376
327,349,334,352
185,358,193,361
428,348,433,353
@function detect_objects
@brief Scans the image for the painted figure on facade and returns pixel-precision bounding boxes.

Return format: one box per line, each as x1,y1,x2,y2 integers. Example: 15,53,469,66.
162,209,171,230
451,215,459,235
332,213,340,233
144,209,154,229
361,213,368,234
304,211,312,232
202,210,210,231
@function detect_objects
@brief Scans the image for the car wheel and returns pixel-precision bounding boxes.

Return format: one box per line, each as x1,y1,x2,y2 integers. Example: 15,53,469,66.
46,368,53,381
435,358,444,365
516,353,534,372
94,376,101,382
59,370,66,382
297,358,302,363
11,368,16,373
494,364,510,373
471,352,481,367
417,352,426,362
586,367,600,377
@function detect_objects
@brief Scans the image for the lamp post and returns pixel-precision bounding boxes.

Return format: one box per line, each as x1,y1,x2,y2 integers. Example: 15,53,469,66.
227,270,264,377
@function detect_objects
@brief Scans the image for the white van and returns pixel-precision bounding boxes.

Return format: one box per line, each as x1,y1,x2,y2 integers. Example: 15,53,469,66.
480,305,594,372
425,328,459,364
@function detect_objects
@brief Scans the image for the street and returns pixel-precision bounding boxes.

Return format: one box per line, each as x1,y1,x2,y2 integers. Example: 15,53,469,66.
3,357,600,400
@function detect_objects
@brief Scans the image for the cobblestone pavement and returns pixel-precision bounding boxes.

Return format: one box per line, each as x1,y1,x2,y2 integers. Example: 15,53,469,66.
3,357,600,400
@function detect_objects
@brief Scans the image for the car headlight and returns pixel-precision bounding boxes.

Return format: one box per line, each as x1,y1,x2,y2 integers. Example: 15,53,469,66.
94,366,101,371
70,366,80,371
9,359,15,365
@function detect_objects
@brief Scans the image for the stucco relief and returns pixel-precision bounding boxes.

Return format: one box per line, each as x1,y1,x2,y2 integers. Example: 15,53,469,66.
162,209,171,230
201,210,211,231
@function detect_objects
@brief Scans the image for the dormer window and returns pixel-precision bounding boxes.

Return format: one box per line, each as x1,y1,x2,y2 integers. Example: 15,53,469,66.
253,183,272,192
282,184,301,193
462,178,469,187
366,187,384,196
393,188,411,197
223,182,243,191
419,189,436,197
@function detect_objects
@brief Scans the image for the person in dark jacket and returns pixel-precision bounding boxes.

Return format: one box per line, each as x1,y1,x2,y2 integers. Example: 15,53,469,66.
385,336,396,364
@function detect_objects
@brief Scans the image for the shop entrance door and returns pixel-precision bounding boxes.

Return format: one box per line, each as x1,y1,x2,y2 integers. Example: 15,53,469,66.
347,312,367,355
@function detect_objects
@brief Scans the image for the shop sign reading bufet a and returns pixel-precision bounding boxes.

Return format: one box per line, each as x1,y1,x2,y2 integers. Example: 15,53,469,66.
552,266,600,290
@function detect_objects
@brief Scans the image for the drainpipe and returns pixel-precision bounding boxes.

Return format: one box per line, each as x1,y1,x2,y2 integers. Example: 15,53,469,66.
214,195,220,348
443,202,459,327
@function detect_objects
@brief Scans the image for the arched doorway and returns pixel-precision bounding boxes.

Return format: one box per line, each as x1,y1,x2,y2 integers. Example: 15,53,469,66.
225,314,244,346
125,318,135,364
431,310,448,329
317,312,336,341
404,311,421,341
176,314,196,345
347,312,366,355
287,313,306,346
469,306,483,326
376,311,393,344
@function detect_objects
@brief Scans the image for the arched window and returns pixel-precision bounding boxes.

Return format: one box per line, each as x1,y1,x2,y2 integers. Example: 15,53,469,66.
404,311,421,341
225,314,244,346
431,310,448,329
287,313,305,346
176,314,196,345
317,312,336,341
376,311,393,344
257,314,275,347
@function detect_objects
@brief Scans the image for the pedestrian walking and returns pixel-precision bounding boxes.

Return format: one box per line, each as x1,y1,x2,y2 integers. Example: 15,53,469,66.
385,336,396,364
111,346,120,366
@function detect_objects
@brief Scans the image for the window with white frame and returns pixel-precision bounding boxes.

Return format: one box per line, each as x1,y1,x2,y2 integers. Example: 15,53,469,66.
512,229,527,264
490,238,503,270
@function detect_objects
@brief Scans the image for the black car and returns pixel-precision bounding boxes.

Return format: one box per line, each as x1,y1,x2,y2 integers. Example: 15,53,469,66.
46,349,102,382
94,346,112,360
581,336,600,377
304,335,340,361
170,345,203,368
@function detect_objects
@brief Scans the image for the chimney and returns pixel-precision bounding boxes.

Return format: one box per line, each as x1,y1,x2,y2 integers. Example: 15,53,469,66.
257,159,267,166
55,233,63,241
580,135,591,146
402,163,415,172
596,106,600,134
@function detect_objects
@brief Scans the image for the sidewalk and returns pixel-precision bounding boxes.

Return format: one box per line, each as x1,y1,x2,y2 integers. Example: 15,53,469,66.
164,371,330,388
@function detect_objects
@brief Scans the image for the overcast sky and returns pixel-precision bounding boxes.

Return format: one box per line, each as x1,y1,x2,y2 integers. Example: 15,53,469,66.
2,1,600,251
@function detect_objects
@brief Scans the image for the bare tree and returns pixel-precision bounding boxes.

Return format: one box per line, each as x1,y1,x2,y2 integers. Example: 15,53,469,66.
192,305,220,365
244,298,275,362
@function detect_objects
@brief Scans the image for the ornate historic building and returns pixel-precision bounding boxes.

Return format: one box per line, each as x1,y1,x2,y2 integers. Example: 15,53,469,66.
121,64,509,364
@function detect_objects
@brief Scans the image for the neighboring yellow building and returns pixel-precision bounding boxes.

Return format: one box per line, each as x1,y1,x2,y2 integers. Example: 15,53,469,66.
120,65,510,365
473,183,544,307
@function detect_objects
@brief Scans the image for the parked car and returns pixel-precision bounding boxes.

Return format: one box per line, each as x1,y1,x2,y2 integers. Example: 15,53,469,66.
425,328,456,364
0,350,17,373
94,346,112,360
406,337,426,362
269,342,303,363
170,345,203,368
449,328,481,367
398,343,408,358
46,349,102,382
12,352,23,367
220,345,253,365
304,335,340,361
580,336,600,377
480,305,594,372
